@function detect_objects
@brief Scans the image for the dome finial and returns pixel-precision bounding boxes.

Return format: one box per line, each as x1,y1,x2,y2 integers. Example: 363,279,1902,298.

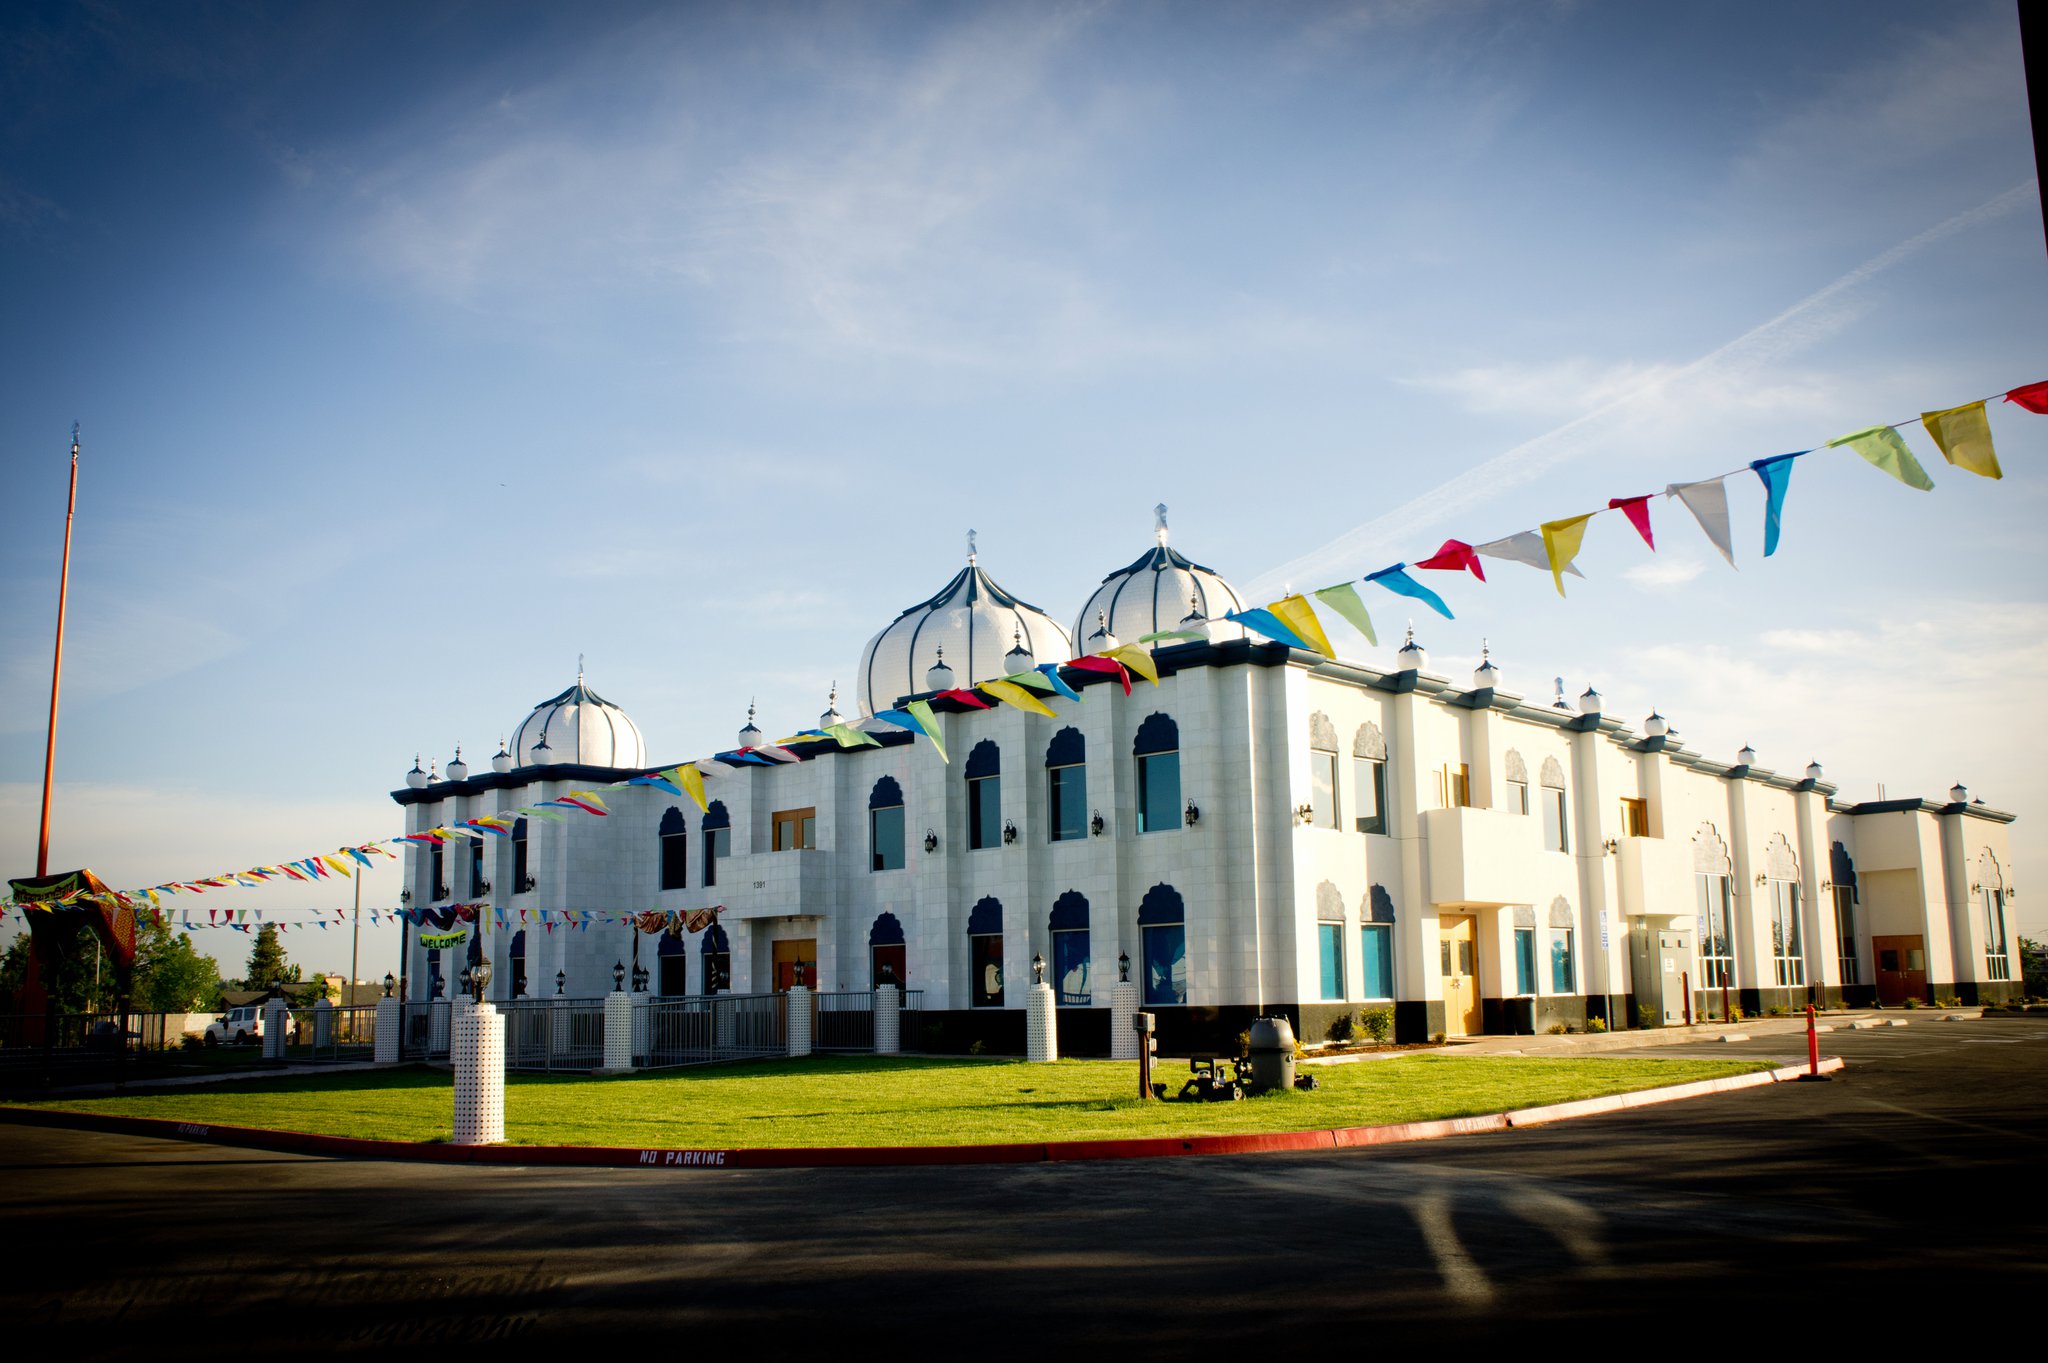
966,528,977,565
1554,676,1568,709
1155,502,1169,547
820,682,845,730
577,653,584,685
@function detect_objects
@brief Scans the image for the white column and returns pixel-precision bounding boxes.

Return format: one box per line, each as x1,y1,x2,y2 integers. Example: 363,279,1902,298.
312,997,334,1051
874,984,901,1054
787,985,812,1057
1026,981,1058,1062
1110,979,1140,1060
600,990,634,1073
262,999,288,1060
452,1002,505,1145
374,996,401,1064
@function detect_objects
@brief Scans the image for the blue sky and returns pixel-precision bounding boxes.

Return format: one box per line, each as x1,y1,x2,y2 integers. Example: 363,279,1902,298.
3,0,2043,978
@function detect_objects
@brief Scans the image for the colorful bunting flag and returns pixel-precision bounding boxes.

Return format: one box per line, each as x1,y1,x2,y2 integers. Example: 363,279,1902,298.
1664,478,1736,568
981,678,1059,716
1107,644,1162,684
1538,516,1593,597
2004,380,2048,413
1065,655,1133,695
1475,531,1586,578
1035,664,1083,702
1750,453,1799,557
905,699,948,762
1829,426,1933,490
1268,596,1335,658
937,688,993,709
1920,402,2001,480
1311,582,1377,645
1415,539,1486,581
1365,565,1454,619
1225,607,1313,652
1608,496,1655,549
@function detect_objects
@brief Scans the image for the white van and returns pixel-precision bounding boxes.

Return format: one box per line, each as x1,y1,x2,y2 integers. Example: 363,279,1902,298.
203,1004,264,1046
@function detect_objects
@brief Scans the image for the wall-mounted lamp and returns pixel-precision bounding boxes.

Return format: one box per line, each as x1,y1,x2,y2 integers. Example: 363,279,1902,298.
434,883,451,901
399,889,413,905
1032,953,1045,986
1295,803,1315,825
1184,800,1201,827
1755,873,1769,887
1602,838,1618,855
924,829,939,853
1003,820,1018,845
1090,810,1106,837
1118,951,1131,983
517,875,537,894
1969,882,1982,894
475,879,492,896
1820,880,1833,893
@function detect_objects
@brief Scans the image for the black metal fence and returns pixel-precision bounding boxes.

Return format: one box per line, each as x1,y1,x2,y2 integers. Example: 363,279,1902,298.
0,1010,193,1087
276,1005,378,1064
640,991,787,1068
502,998,606,1071
400,1002,451,1061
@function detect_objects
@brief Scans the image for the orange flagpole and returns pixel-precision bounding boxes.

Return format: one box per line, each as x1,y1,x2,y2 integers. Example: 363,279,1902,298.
36,425,79,876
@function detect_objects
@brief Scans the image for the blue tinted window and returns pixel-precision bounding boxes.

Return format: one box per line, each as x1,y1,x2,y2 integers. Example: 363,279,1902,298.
1551,930,1575,993
1318,923,1345,1000
1360,924,1394,1000
1515,928,1536,995
870,804,905,871
1142,924,1186,1005
1137,752,1180,833
969,775,1001,849
1049,763,1087,842
1053,930,1090,1005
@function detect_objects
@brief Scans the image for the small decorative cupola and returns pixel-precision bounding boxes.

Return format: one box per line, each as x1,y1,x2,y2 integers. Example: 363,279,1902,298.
739,700,764,749
1643,711,1668,737
1552,677,1570,710
925,647,956,692
1003,626,1035,675
1472,640,1500,691
492,738,512,774
1578,686,1602,716
1949,781,1968,804
1396,623,1426,671
1736,744,1758,767
1086,608,1120,655
427,759,440,783
1805,759,1824,782
530,734,554,765
820,683,845,730
406,755,427,790
446,745,469,781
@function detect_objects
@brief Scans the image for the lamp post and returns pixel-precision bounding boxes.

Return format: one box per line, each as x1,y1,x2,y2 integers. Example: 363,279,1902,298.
556,969,566,997
382,973,395,999
612,961,627,993
471,959,493,1006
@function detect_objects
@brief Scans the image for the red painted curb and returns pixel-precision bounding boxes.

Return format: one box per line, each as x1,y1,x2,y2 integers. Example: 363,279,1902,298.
0,1058,1839,1169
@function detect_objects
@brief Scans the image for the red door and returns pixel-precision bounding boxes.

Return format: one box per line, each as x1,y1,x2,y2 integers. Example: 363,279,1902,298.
1873,935,1926,1005
871,944,907,989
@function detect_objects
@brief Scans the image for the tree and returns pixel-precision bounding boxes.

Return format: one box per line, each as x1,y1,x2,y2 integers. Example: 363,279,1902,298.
131,916,223,1012
2021,936,2046,998
243,924,299,991
0,920,111,1014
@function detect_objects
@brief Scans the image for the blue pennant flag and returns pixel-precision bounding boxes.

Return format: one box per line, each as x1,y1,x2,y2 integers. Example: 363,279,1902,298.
1225,608,1314,652
1365,565,1454,620
1035,664,1084,702
1750,452,1803,557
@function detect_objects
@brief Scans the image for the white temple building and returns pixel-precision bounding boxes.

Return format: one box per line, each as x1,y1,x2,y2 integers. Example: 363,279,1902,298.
393,517,2020,1051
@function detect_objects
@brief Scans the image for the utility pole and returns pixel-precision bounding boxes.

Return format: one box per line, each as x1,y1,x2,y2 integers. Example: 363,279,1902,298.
349,854,362,1005
37,425,80,875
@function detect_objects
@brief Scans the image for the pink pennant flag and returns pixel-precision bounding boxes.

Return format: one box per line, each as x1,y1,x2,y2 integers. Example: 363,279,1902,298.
936,688,993,709
2004,380,2048,413
1415,539,1486,581
1066,655,1133,695
1608,496,1655,549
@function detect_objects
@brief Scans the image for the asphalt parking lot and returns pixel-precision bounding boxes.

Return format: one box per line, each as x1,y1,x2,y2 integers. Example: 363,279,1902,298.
4,1019,2042,1355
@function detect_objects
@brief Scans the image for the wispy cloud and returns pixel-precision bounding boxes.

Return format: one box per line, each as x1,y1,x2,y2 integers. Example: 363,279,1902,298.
1621,555,1708,590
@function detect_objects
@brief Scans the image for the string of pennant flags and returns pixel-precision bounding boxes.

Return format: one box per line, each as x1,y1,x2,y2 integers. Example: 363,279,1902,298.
7,378,2040,925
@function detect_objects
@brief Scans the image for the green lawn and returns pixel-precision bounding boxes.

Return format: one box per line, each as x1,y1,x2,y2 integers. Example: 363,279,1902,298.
2,1053,1771,1148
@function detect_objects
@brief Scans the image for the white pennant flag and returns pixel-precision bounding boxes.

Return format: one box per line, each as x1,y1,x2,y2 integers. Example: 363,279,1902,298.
1665,477,1737,567
1476,530,1585,578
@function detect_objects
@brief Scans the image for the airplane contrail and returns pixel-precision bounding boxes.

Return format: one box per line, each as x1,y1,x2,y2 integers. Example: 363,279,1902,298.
1244,178,2039,600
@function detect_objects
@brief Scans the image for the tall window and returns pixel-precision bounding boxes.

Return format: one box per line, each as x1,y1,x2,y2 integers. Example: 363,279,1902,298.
1833,885,1859,985
702,802,731,887
1984,887,2011,981
1139,883,1187,1006
1361,885,1396,1000
1505,750,1530,815
1619,798,1649,837
429,841,445,900
469,838,486,897
1435,764,1470,809
772,807,816,851
657,931,687,996
512,817,529,890
968,897,1004,1007
427,947,444,998
509,930,528,998
701,924,731,995
869,912,907,988
1550,902,1576,994
1540,758,1568,852
1050,891,1090,1005
967,741,1002,850
869,777,905,871
1769,880,1805,987
1697,874,1734,988
1318,924,1346,1001
1514,926,1537,995
659,808,688,890
1507,779,1529,814
1354,723,1388,835
1309,713,1339,827
1046,729,1087,843
1134,714,1181,834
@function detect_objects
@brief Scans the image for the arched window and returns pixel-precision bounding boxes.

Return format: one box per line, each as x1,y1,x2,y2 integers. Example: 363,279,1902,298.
1693,823,1734,1001
1512,905,1538,995
1539,756,1568,852
429,841,446,901
1316,882,1346,1000
701,924,731,995
426,947,445,999
1050,890,1090,1005
1361,885,1396,1000
511,817,530,892
1134,714,1181,834
1354,722,1388,834
509,930,528,998
968,896,1004,1007
1046,728,1088,843
869,777,906,872
869,912,907,988
1137,883,1187,1006
1979,849,2011,981
659,807,688,890
1761,833,1804,987
1308,713,1340,829
469,838,487,898
1549,898,1576,993
1830,841,1860,985
702,801,731,887
1504,750,1529,815
966,741,1002,850
657,930,687,997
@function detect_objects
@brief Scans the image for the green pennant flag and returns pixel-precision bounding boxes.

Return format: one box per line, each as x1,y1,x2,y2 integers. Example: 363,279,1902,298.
1828,425,1934,490
1312,582,1377,645
825,722,882,749
905,699,947,763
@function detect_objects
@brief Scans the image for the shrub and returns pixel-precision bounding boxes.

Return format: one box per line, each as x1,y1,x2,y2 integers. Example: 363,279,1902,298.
1587,1016,1607,1033
1902,996,1921,1010
967,1039,986,1055
1431,1031,1447,1045
1636,1005,1656,1030
1360,1005,1395,1044
1766,1005,1787,1017
1327,1012,1358,1042
1235,1029,1252,1057
1547,1021,1569,1035
1936,995,1961,1008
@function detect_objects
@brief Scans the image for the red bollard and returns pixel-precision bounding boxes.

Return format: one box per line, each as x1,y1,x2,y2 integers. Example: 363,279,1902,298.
1798,1002,1831,1082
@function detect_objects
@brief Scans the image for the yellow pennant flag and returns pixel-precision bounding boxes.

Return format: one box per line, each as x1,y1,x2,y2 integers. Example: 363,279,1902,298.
1540,514,1594,597
673,763,708,812
1108,644,1161,684
322,855,352,877
1268,595,1336,657
1920,402,2001,480
981,678,1059,716
566,790,609,810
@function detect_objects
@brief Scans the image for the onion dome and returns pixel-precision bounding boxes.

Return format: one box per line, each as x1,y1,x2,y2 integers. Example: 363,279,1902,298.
739,700,763,749
1003,626,1035,674
1737,744,1758,767
406,756,427,790
1949,782,1968,804
446,745,469,781
1806,760,1824,782
1472,641,1500,691
428,759,440,782
925,648,956,692
857,533,1070,716
1396,624,1427,672
1071,505,1245,650
1083,608,1119,655
510,667,647,769
491,739,512,774
1643,712,1668,737
820,684,845,730
1578,686,1602,716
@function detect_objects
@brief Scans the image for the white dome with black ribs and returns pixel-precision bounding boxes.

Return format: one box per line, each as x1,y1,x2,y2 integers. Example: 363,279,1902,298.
511,674,647,770
1073,511,1246,650
858,553,1070,717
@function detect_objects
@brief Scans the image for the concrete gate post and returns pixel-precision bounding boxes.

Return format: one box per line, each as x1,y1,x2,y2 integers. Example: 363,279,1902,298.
1110,979,1140,1060
373,996,401,1064
874,983,901,1055
452,1001,505,1145
262,999,288,1061
787,985,812,1057
1027,981,1059,1062
600,990,635,1073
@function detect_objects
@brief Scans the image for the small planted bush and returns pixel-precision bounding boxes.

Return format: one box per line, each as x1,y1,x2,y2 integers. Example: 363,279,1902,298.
1360,1005,1395,1044
1327,1012,1358,1042
1587,1016,1608,1033
1547,1021,1570,1035
1636,1005,1656,1030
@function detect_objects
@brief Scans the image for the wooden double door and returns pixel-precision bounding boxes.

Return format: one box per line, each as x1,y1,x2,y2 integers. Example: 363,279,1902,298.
772,938,817,992
1873,934,1926,1006
1440,914,1481,1037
